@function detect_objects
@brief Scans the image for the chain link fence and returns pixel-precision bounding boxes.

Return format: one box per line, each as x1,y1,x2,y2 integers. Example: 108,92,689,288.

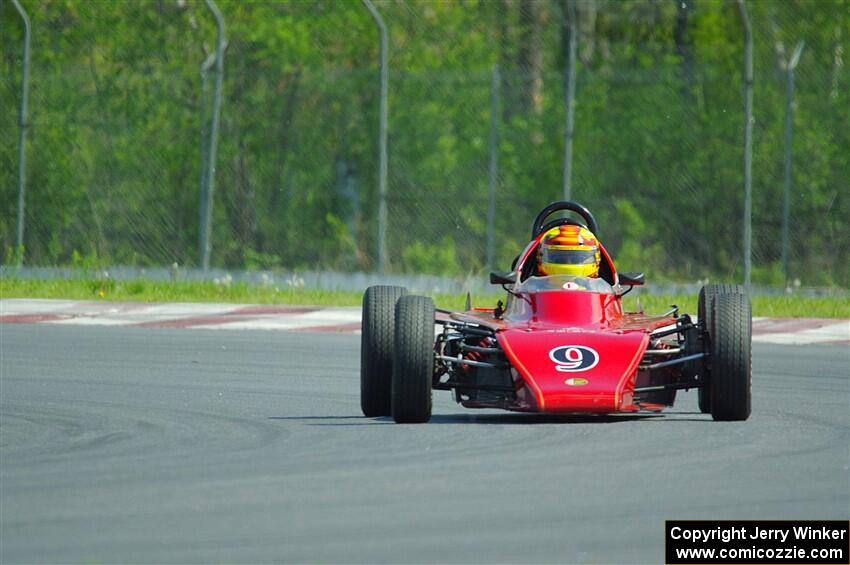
2,0,848,288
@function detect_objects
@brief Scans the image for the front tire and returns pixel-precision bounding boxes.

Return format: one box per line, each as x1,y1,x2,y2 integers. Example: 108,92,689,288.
708,292,752,421
697,284,745,414
361,285,407,417
392,296,435,423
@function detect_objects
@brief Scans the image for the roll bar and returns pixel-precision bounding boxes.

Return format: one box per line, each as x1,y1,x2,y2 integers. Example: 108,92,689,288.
531,201,600,239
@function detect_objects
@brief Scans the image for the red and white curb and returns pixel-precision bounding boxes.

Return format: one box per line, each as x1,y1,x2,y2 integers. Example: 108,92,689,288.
0,299,360,333
750,317,849,346
1,299,847,344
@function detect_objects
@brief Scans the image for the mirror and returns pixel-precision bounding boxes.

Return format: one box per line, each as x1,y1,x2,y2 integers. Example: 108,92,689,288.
619,272,645,286
489,271,517,285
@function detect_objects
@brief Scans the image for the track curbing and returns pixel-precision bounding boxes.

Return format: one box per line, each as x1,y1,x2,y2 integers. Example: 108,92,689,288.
1,298,847,343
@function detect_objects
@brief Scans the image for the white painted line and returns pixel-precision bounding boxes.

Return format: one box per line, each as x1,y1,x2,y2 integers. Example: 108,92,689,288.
0,299,83,314
192,309,361,331
46,316,140,326
131,303,243,317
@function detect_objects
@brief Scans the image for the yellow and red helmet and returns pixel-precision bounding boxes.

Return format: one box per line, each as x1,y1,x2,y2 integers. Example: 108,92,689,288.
537,225,601,277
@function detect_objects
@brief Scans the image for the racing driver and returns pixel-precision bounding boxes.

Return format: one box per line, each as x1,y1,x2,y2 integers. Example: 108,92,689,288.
535,224,612,293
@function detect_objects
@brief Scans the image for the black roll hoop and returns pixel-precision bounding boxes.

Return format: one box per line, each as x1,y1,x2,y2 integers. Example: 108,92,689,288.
531,201,600,239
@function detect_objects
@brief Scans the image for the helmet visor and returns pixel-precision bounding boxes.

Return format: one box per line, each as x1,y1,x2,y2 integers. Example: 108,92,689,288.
540,247,598,266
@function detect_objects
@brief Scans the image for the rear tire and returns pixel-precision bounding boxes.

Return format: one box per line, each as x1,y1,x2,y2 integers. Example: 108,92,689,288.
361,285,407,417
392,296,434,423
708,292,752,421
697,284,745,414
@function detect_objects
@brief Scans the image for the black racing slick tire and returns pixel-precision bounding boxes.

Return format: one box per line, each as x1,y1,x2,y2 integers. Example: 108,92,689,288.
708,292,752,421
697,284,745,414
361,285,407,417
392,295,435,424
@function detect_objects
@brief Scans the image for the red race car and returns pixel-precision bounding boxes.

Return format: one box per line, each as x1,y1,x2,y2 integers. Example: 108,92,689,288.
360,201,752,424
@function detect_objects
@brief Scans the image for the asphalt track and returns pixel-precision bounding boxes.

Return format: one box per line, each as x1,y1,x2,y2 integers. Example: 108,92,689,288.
1,324,848,564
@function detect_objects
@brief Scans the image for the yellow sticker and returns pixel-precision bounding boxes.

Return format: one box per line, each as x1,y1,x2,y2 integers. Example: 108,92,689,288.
565,378,588,386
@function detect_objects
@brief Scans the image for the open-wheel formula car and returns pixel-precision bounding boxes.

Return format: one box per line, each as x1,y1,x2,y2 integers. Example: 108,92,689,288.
360,201,752,424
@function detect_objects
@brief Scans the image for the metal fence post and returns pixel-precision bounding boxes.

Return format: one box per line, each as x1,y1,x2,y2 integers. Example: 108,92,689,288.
737,0,753,289
486,65,500,272
12,0,31,267
198,52,215,268
562,0,577,202
199,0,225,271
362,0,389,274
781,41,804,285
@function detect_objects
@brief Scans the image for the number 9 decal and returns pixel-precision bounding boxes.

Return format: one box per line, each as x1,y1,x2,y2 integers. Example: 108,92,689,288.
549,345,599,372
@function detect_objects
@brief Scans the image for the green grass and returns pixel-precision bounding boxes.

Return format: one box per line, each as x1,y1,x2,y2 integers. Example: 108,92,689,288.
1,277,848,318
621,293,849,319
